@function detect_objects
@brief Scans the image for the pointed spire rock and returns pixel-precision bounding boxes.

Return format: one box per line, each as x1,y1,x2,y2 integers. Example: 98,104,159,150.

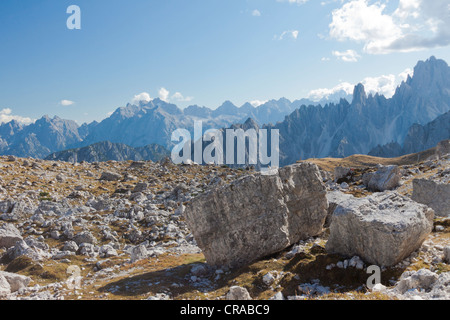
352,83,366,106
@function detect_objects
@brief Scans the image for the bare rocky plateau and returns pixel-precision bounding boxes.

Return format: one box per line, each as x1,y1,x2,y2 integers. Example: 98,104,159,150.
0,145,449,300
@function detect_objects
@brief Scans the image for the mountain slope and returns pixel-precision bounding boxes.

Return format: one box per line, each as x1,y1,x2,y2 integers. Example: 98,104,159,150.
369,111,450,157
0,116,83,158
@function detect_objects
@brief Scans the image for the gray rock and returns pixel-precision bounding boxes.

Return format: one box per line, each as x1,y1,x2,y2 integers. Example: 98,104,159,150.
147,293,171,300
63,241,79,252
326,192,434,267
2,240,48,262
99,245,118,258
73,231,97,245
334,167,352,182
325,191,354,228
184,163,328,268
394,269,439,294
0,223,23,248
412,179,450,217
436,140,450,159
362,165,401,192
226,286,252,300
190,264,209,277
78,243,97,257
133,182,148,193
270,291,285,300
99,171,122,181
444,246,450,263
131,245,148,263
262,272,276,286
0,274,11,297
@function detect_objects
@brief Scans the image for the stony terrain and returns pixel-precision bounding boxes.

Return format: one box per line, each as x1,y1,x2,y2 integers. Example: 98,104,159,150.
0,147,449,300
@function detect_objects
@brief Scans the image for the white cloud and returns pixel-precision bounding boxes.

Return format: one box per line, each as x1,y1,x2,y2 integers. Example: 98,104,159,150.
132,89,193,104
308,68,414,101
60,100,75,106
276,0,309,4
131,92,152,104
308,82,354,101
329,0,450,54
0,108,35,125
274,30,299,40
172,92,194,102
249,100,268,107
332,49,361,62
252,9,261,17
158,87,170,102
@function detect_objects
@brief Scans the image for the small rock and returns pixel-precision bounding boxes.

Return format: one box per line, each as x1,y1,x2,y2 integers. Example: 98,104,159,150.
262,272,276,286
226,286,252,300
444,246,450,263
99,171,122,181
0,223,23,249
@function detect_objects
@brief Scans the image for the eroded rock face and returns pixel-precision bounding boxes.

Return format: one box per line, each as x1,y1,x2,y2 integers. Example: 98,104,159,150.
325,191,354,228
326,192,434,267
183,163,328,268
412,179,450,217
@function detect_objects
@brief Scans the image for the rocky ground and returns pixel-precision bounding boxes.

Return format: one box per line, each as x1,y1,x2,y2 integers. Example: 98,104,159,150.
0,151,449,300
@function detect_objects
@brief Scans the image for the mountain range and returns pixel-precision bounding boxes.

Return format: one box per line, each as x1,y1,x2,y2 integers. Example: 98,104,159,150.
45,141,170,163
0,56,449,165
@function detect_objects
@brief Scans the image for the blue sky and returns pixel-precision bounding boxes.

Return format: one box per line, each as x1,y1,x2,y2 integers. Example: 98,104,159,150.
0,0,449,124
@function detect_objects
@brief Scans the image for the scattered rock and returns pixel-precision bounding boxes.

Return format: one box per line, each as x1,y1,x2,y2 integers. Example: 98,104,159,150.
362,165,401,192
262,272,276,286
99,171,122,181
444,246,450,263
0,223,23,249
130,245,148,263
226,286,252,300
74,231,97,245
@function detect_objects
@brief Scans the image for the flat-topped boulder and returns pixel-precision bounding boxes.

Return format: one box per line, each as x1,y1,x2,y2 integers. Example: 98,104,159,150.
326,192,434,267
183,163,328,268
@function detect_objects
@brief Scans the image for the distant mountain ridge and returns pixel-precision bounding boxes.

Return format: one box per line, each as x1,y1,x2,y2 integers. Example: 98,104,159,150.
266,56,450,165
0,92,331,158
0,56,449,165
45,141,169,163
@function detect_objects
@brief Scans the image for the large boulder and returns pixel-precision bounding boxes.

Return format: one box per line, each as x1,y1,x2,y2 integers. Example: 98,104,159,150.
412,179,450,217
362,165,401,192
0,223,23,249
183,163,328,268
326,192,434,267
0,271,31,292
